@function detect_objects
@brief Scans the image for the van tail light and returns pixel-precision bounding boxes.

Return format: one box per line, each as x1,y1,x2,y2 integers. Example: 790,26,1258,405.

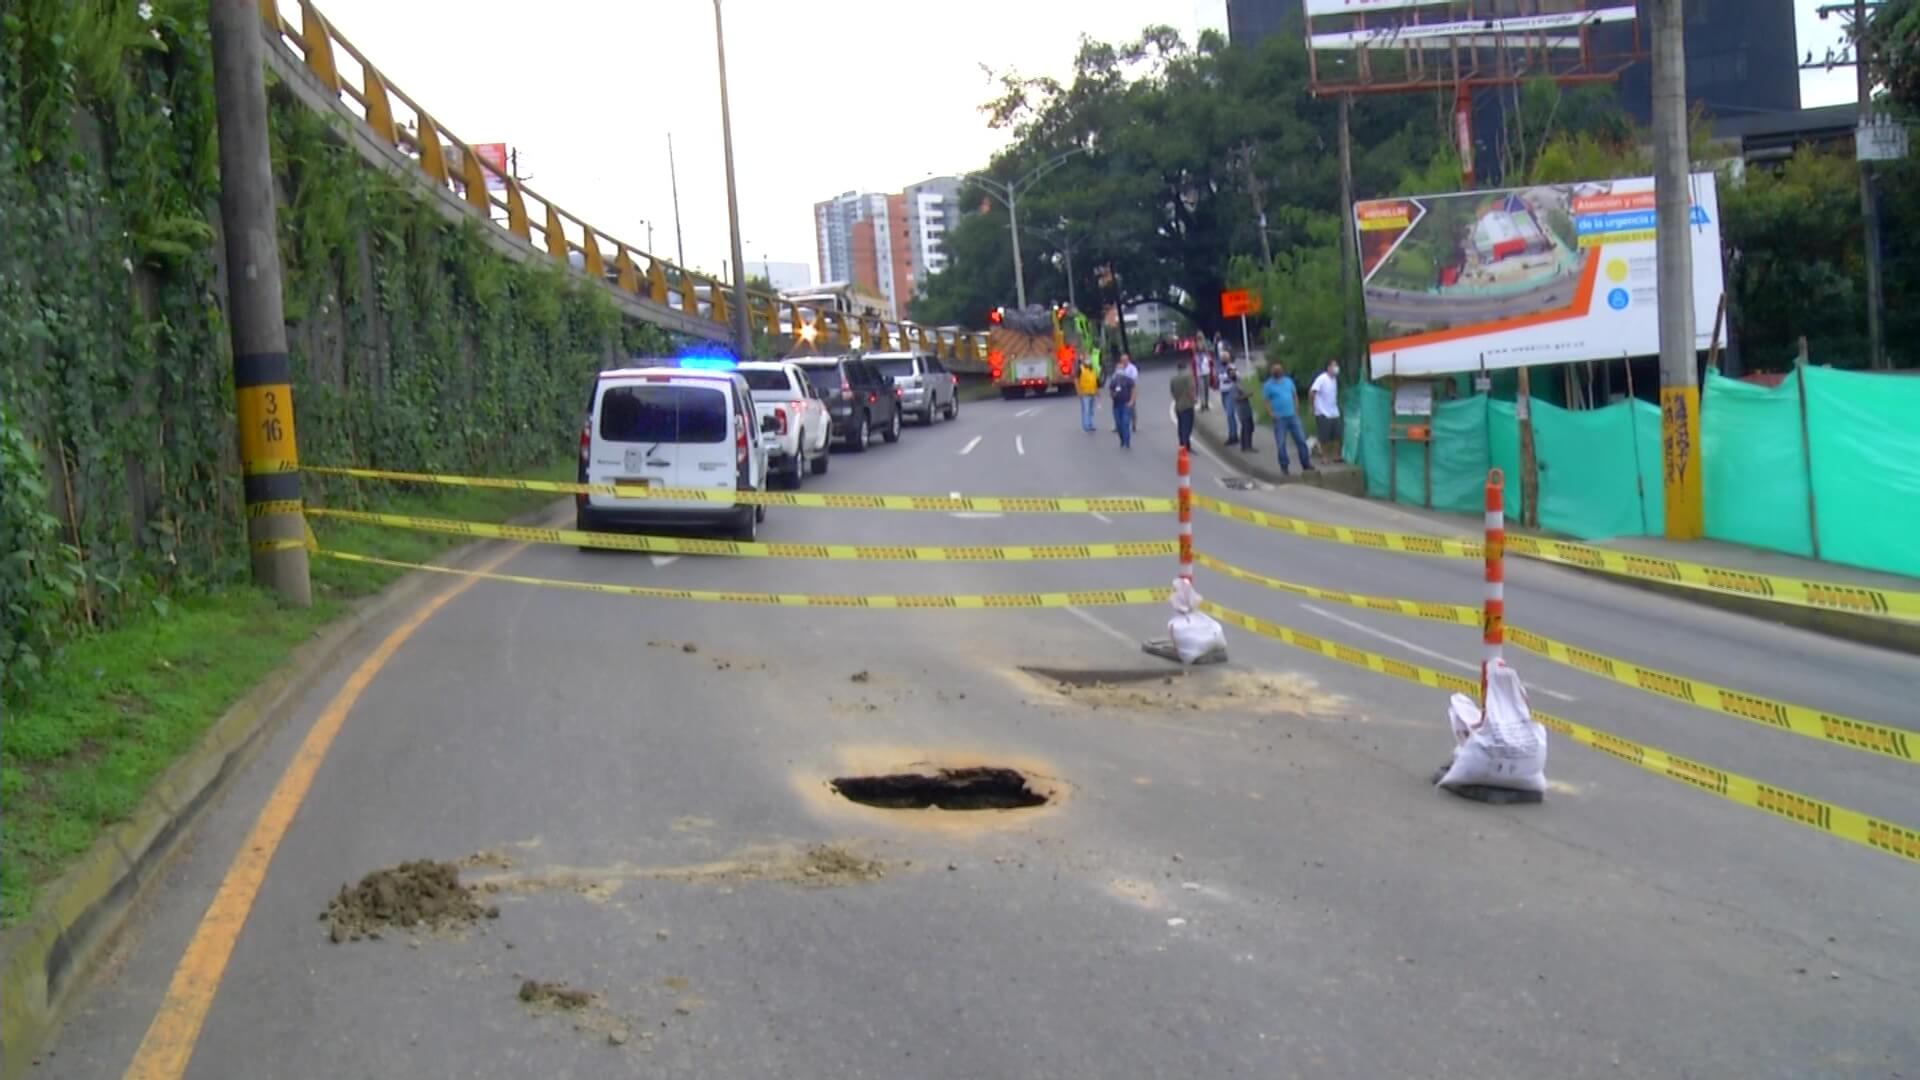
950,374,958,386
736,425,747,465
579,419,591,464
869,392,878,404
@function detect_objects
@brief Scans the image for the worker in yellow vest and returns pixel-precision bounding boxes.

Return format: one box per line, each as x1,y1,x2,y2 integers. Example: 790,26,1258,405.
1075,354,1102,433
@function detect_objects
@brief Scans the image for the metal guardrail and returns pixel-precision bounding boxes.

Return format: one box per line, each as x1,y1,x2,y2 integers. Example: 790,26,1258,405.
259,0,989,365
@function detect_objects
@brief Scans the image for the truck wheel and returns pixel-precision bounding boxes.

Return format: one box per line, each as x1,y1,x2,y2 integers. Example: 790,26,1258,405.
811,444,830,474
945,395,959,421
883,409,902,443
848,416,870,452
1000,387,1019,401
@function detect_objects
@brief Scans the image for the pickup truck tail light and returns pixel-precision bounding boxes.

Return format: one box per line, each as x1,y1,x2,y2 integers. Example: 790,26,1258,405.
773,407,788,435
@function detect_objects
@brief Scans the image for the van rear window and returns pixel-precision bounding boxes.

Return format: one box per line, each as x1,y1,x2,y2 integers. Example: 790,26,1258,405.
801,366,845,395
597,384,727,444
740,369,793,393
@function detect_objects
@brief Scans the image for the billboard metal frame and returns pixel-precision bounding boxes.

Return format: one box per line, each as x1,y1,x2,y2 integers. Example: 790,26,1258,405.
1304,0,1646,99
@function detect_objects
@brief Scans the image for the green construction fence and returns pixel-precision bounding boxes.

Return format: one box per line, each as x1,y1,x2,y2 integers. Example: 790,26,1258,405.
1349,366,1920,580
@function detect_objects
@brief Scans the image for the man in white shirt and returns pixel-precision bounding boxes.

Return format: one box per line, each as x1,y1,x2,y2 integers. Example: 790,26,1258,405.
1309,359,1342,462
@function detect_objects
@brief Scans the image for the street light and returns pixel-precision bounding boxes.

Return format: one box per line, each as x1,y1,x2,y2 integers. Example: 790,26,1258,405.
711,0,751,358
967,146,1087,309
637,218,654,252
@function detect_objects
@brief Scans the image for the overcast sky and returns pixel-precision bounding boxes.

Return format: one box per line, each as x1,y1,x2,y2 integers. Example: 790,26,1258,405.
303,0,1857,283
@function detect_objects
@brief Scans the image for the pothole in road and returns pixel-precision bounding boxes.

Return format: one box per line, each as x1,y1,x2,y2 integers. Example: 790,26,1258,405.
1021,666,1177,688
831,767,1050,811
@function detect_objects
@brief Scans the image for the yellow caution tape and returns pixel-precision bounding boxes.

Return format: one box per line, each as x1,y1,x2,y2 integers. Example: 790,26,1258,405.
1202,601,1920,866
1195,493,1920,622
311,548,1170,610
1195,553,1482,627
305,465,1173,514
306,508,1178,562
1198,552,1918,766
1190,493,1481,558
1504,534,1920,621
245,499,305,518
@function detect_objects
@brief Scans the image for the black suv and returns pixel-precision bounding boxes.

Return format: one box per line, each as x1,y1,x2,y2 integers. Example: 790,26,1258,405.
793,356,903,452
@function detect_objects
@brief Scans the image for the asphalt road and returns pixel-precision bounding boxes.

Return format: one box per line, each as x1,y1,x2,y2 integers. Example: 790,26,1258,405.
49,374,1920,1079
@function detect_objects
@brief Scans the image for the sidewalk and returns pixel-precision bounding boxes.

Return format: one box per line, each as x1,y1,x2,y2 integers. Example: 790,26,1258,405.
1191,399,1364,495
1192,402,1920,654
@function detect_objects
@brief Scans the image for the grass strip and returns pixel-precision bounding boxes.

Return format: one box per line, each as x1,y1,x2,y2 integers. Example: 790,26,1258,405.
0,460,570,924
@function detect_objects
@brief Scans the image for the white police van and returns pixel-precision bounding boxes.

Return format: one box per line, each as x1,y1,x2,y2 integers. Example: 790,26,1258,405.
576,359,772,541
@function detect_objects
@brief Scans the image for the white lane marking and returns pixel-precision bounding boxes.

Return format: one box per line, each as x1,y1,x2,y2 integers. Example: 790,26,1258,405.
1015,406,1040,418
951,512,1004,519
1090,511,1114,525
950,491,962,499
649,555,680,568
1015,435,1026,456
959,435,983,456
1065,605,1138,647
1298,603,1579,702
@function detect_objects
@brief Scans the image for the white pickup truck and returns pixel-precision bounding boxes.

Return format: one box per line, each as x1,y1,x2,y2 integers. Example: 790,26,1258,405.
737,361,832,487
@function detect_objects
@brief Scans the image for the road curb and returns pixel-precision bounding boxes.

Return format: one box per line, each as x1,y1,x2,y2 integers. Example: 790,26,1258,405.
0,499,567,1079
1193,432,1919,657
1193,410,1365,496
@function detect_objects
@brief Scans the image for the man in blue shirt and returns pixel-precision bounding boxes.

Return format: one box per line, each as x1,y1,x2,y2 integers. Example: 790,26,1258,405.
1262,363,1314,475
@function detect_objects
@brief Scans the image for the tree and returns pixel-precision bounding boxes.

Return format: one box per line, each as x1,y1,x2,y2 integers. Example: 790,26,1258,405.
1866,0,1920,114
1720,148,1868,369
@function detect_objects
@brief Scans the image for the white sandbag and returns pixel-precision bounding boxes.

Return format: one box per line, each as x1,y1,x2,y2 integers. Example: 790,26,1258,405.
1168,612,1227,663
1437,660,1548,792
1165,578,1225,663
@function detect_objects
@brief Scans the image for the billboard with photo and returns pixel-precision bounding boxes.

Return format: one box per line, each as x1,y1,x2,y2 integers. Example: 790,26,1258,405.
1355,174,1724,377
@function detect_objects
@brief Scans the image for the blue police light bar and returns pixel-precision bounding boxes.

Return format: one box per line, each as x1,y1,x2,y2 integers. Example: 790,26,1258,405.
676,355,738,371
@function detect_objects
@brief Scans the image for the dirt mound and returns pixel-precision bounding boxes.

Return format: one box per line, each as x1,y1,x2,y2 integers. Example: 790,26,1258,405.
322,860,497,942
519,979,595,1011
651,842,886,888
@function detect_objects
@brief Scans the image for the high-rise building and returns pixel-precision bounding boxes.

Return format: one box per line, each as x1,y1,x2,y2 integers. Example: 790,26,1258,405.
904,176,964,288
1224,0,1299,47
815,179,966,319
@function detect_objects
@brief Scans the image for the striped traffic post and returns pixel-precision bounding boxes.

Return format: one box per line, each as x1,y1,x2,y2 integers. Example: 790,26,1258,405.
1482,468,1506,703
1177,447,1194,581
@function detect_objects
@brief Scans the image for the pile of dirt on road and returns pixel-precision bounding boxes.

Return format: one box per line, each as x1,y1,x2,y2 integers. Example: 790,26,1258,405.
322,859,497,942
519,979,595,1011
651,842,886,888
1021,668,1346,718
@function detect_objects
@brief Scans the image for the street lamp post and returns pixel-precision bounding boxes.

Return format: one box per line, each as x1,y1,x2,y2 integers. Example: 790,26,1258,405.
711,0,751,358
968,146,1086,309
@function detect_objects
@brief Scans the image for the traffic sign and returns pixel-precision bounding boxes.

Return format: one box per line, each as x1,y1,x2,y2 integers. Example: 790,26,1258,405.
1221,289,1262,317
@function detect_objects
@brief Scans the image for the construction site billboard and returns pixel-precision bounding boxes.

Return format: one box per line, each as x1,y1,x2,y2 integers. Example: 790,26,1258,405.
1355,173,1725,377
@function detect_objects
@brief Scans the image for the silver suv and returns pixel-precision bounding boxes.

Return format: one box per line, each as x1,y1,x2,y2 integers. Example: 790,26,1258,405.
867,352,959,426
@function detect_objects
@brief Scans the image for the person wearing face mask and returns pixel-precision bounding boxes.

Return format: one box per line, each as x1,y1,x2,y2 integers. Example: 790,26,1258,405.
1309,358,1343,464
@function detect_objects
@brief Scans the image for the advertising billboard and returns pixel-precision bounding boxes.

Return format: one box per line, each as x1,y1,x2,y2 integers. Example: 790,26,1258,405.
1303,0,1452,14
1356,174,1725,377
472,142,509,192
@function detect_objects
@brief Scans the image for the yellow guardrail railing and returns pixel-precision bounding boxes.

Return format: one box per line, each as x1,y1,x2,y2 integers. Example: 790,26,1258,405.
1193,493,1920,622
1195,552,1918,766
260,0,986,364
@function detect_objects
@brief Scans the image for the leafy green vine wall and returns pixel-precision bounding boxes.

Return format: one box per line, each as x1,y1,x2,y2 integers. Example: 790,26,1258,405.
0,0,671,699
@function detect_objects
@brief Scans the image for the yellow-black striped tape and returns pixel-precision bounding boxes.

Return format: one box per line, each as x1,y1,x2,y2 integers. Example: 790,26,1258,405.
304,465,1172,514
312,548,1169,610
1197,552,1917,766
1195,493,1920,622
304,508,1177,562
1201,601,1920,866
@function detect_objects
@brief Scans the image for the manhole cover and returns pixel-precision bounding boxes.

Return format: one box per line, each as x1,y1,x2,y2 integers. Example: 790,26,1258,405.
830,767,1050,811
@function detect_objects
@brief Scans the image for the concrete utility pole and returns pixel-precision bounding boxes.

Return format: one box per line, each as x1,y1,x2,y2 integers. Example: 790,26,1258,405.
968,146,1087,309
1337,94,1362,370
668,133,687,268
1651,0,1702,539
1855,0,1888,370
711,1,752,357
209,0,310,606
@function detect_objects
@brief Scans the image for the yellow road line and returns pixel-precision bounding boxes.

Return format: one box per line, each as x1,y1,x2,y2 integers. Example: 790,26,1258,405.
123,544,524,1080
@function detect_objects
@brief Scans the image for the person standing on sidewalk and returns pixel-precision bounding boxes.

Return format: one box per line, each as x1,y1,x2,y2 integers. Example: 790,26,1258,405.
1224,352,1255,451
1170,361,1197,451
1263,363,1314,475
1109,354,1138,449
1309,358,1342,463
1075,354,1101,433
1197,347,1214,412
